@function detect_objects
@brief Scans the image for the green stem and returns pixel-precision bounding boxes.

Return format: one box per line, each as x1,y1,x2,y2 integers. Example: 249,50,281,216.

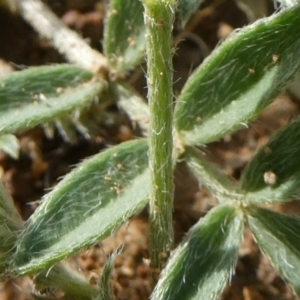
143,0,176,272
34,262,100,299
185,146,242,202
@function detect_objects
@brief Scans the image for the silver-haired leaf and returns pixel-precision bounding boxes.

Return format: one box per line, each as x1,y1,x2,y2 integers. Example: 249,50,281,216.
0,180,23,275
247,206,300,294
0,64,105,135
11,139,149,275
241,117,300,203
0,134,19,159
151,204,244,300
104,0,146,74
175,6,300,145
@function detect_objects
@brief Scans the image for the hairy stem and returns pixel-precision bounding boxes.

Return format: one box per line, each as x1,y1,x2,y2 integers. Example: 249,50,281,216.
14,0,151,136
143,0,176,273
14,0,108,74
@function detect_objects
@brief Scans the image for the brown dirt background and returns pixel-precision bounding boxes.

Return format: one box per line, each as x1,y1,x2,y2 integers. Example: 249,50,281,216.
0,0,300,299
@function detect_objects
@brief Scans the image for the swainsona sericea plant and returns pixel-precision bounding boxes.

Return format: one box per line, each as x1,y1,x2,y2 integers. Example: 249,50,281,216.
0,0,300,299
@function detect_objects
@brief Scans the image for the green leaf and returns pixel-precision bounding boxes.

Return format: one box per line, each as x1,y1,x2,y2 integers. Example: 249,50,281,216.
247,206,300,294
104,0,146,74
0,180,23,275
0,134,19,159
96,247,120,300
11,139,150,275
241,117,300,203
151,204,244,300
175,6,300,146
185,146,239,201
178,0,204,28
0,64,106,135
